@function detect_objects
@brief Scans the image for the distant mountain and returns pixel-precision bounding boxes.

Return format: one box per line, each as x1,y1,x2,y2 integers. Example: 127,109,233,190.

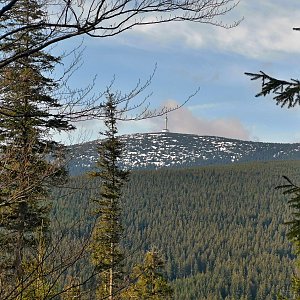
67,132,300,175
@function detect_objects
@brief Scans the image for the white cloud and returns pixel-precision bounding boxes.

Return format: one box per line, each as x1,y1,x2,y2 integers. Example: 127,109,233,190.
118,0,300,59
148,100,251,140
187,103,219,111
211,15,300,59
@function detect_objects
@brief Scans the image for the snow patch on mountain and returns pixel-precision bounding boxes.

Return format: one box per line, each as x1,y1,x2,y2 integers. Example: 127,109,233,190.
68,132,300,175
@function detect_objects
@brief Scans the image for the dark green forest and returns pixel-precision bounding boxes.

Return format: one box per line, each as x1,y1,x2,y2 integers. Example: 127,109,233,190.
51,160,300,299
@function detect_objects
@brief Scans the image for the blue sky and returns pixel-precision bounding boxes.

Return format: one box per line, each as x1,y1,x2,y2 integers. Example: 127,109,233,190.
55,0,300,144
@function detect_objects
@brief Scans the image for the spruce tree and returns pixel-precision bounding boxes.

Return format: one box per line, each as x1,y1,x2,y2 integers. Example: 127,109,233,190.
62,276,82,300
277,177,300,300
0,0,73,297
89,93,129,300
245,29,300,300
122,250,174,299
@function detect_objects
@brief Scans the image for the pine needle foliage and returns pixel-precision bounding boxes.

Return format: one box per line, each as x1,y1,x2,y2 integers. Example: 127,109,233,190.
245,71,300,108
89,93,129,300
245,29,300,300
122,250,173,300
277,176,300,300
0,0,73,296
62,276,82,300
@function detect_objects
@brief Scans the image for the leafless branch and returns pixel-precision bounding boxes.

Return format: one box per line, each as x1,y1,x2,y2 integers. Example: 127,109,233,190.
0,0,241,68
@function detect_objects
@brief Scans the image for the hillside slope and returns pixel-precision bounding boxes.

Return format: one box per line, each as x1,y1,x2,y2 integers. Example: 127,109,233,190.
68,132,300,175
53,160,300,299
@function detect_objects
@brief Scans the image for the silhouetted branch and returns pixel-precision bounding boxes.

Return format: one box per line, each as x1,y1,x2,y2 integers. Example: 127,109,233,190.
0,0,241,68
245,71,300,108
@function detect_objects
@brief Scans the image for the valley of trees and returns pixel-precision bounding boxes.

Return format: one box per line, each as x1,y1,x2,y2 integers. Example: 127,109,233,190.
0,0,243,298
53,160,300,299
3,0,300,299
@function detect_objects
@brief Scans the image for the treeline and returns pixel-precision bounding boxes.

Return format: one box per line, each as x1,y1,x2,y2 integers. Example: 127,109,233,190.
50,160,300,299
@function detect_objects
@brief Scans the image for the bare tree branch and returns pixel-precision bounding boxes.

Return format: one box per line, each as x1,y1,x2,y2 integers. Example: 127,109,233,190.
0,0,241,68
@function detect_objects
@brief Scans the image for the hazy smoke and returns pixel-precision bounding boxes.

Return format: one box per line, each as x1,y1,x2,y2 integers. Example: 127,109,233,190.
150,100,251,141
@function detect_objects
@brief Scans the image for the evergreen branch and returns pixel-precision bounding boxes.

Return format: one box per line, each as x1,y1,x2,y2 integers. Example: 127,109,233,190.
245,71,300,108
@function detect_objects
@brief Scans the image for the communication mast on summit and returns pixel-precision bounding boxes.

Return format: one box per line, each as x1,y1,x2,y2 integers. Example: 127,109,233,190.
162,114,170,133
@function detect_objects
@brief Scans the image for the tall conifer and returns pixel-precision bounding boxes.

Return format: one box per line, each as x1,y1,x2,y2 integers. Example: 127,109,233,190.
89,93,129,300
0,0,72,296
122,250,173,299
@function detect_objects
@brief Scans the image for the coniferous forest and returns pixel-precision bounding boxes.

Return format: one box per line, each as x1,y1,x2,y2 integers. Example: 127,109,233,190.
52,160,300,299
3,0,300,299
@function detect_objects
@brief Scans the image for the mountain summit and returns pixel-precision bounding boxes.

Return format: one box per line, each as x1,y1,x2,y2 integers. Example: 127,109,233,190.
67,132,300,175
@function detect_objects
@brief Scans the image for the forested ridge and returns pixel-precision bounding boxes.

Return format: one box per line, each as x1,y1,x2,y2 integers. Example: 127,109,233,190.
2,0,298,298
52,160,299,299
68,132,300,175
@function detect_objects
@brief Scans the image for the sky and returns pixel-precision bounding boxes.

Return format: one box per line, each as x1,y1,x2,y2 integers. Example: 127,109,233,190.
54,0,300,144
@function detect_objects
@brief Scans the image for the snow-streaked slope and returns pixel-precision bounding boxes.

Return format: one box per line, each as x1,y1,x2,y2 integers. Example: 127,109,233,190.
68,132,300,175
